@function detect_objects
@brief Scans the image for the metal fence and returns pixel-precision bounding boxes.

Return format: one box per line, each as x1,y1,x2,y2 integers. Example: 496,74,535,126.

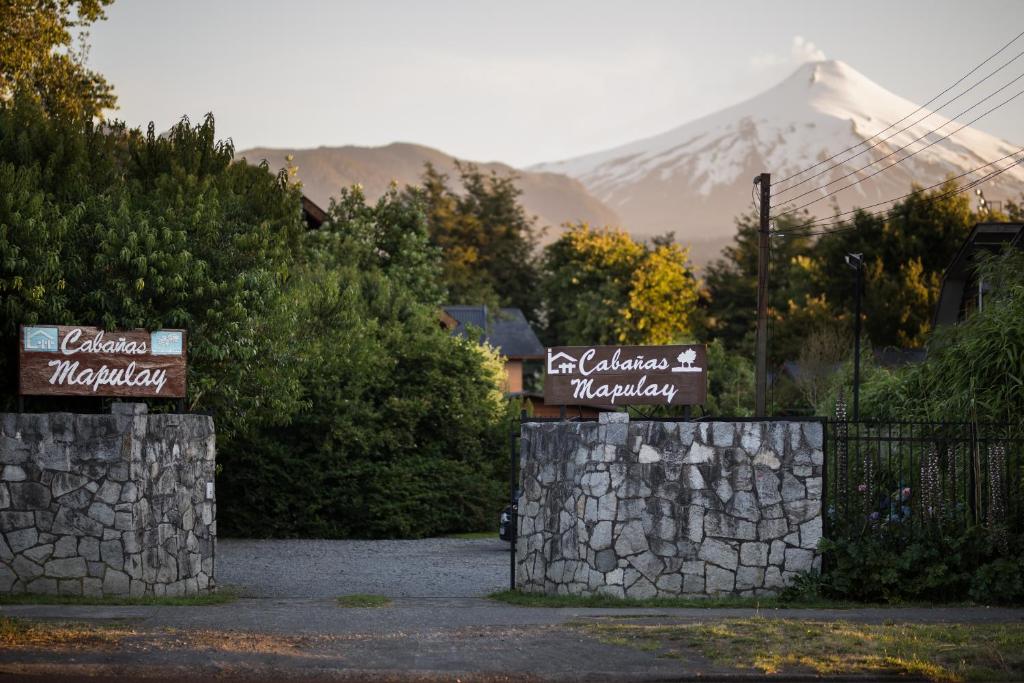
825,420,1024,537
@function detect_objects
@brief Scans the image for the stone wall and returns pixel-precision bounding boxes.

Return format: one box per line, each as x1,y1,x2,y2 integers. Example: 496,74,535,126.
516,414,823,597
0,404,216,597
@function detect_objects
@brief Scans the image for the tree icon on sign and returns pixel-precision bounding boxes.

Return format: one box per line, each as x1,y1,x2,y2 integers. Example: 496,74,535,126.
671,348,701,373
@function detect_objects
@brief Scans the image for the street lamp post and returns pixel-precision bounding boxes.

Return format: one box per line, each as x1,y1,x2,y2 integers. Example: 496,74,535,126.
845,253,864,421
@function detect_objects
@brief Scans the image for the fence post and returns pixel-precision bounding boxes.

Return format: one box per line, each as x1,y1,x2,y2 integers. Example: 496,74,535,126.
969,421,981,527
509,410,524,591
821,418,830,575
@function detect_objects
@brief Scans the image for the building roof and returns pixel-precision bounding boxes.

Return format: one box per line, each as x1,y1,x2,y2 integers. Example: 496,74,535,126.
301,195,328,229
442,306,545,359
934,222,1024,327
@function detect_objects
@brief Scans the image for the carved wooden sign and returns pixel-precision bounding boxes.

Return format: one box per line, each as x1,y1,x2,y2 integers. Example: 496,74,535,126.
543,345,707,407
19,325,187,398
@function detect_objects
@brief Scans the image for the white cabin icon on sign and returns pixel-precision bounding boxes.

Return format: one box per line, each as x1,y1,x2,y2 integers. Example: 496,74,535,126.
23,326,58,352
546,349,578,375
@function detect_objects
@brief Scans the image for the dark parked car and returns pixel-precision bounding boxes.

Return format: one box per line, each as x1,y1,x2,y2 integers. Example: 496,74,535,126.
499,490,520,542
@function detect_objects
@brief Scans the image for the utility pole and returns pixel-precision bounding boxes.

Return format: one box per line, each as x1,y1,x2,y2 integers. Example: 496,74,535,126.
845,253,864,421
754,173,771,416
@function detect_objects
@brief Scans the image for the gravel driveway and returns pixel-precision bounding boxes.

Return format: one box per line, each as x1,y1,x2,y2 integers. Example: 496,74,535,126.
216,537,511,598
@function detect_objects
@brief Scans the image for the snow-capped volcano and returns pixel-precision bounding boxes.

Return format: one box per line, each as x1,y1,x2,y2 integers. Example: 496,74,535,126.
533,60,1024,261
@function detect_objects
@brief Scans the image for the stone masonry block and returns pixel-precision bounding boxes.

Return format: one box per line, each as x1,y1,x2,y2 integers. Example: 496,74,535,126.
516,420,822,598
0,410,216,598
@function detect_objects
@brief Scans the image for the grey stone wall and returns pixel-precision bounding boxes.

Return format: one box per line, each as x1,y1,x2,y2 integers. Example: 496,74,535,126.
516,414,823,597
0,404,216,597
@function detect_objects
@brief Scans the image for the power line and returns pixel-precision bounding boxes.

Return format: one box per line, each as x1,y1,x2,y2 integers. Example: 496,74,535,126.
772,83,1024,219
779,172,1011,238
773,153,1024,238
775,147,1024,231
772,47,1024,198
770,28,1024,189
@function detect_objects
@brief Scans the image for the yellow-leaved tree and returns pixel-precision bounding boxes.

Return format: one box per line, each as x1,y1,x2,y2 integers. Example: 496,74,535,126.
540,224,701,345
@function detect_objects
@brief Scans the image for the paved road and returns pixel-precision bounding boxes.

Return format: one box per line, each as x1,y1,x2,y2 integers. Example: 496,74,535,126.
217,537,511,598
2,598,1023,682
3,538,1023,681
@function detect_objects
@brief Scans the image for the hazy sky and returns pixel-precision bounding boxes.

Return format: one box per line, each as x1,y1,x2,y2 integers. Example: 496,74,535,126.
89,1,1024,167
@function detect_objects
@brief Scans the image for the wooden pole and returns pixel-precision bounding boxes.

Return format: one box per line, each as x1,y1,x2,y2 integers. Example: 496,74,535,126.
755,172,771,416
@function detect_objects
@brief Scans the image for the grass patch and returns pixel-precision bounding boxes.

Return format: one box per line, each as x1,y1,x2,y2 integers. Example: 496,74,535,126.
488,590,861,609
578,618,1024,682
336,594,392,608
0,590,237,607
446,531,500,540
0,617,321,654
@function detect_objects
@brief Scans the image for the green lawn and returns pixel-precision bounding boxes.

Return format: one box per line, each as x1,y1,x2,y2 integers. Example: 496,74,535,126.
0,590,237,607
578,618,1024,682
336,594,392,608
489,590,863,609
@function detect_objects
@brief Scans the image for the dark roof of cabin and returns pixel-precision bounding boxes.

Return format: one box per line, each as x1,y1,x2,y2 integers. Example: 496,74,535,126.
934,222,1024,327
302,195,328,229
442,306,545,359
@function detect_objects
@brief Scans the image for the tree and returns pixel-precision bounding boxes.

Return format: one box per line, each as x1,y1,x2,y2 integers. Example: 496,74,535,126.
0,103,306,436
808,181,978,349
0,0,116,119
1,96,516,538
312,183,445,305
703,339,754,417
704,210,816,361
418,162,540,321
220,189,511,538
794,325,851,409
540,224,700,345
709,181,982,372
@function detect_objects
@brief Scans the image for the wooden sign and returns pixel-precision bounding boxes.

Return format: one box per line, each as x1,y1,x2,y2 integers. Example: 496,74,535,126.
544,345,707,407
19,325,187,398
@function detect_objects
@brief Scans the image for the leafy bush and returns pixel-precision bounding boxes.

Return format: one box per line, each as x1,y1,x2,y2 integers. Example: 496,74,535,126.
216,189,512,538
818,524,1024,604
851,249,1024,424
969,557,1024,604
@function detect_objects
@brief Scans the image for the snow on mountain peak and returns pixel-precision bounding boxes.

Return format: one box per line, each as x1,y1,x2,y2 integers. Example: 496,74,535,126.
532,58,1024,253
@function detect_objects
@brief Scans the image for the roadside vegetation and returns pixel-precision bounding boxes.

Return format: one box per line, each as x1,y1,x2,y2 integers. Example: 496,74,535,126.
0,616,317,654
0,591,237,607
336,594,392,608
578,618,1024,682
489,590,864,609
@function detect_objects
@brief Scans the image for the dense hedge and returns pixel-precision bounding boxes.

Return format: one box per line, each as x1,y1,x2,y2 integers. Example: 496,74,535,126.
813,525,1024,604
0,99,512,538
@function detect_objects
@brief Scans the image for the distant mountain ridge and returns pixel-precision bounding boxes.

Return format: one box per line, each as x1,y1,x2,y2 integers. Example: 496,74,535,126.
533,59,1024,262
236,142,620,242
241,60,1024,267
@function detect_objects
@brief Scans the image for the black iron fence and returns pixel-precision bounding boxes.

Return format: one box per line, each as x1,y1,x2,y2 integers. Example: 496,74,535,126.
825,420,1024,536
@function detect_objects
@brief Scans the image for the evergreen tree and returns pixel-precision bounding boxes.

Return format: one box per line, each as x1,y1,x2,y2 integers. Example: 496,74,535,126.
809,181,978,348
418,162,540,321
